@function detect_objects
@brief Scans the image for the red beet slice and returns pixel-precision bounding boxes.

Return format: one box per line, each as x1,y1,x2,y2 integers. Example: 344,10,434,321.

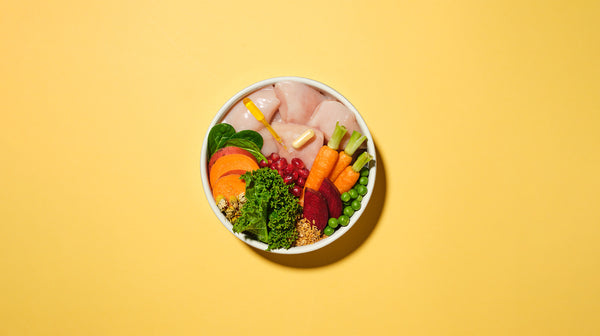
302,188,329,231
318,178,342,219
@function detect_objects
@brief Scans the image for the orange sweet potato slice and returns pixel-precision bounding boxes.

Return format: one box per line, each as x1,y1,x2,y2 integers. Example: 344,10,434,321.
212,174,246,200
209,154,258,188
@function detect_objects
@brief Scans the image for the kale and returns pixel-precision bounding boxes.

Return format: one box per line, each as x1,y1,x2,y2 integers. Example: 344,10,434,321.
232,168,301,250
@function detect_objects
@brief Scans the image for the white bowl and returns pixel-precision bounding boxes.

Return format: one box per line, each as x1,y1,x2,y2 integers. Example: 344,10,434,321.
200,76,376,254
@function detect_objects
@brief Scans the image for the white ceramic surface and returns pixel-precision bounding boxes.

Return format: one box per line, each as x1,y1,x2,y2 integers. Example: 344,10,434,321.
200,76,376,254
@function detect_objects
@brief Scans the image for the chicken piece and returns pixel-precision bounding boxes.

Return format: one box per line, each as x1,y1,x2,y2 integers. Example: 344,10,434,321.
271,121,324,170
221,85,280,132
307,101,361,148
274,81,329,125
258,127,279,158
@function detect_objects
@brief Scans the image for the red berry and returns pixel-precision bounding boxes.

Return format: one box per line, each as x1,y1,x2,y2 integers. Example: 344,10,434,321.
259,160,268,168
268,152,280,162
269,163,277,170
290,185,302,197
298,167,310,179
284,165,294,175
292,170,299,181
296,177,306,187
283,174,294,185
291,158,304,169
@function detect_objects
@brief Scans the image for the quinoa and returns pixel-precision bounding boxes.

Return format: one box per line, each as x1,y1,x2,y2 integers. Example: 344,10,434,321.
293,217,323,246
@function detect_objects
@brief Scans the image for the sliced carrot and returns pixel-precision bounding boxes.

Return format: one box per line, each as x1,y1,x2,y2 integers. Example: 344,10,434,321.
209,154,258,187
212,174,246,200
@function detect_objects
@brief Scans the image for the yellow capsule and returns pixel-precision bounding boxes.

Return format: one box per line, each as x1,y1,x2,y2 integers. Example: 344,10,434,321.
292,129,316,149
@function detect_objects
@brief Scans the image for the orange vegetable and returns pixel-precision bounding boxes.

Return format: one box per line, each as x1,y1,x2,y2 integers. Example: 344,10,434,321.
209,154,258,187
212,174,246,200
303,122,347,192
333,152,373,193
329,131,367,181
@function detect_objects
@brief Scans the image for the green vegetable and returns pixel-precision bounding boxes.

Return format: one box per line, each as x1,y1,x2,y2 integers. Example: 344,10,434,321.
343,206,355,217
360,168,369,177
356,195,363,202
223,138,267,162
233,168,301,250
351,199,361,211
349,189,358,199
208,123,235,157
338,215,350,226
328,217,339,228
229,130,263,150
357,185,368,196
323,226,335,236
207,123,265,161
359,176,369,185
340,192,351,202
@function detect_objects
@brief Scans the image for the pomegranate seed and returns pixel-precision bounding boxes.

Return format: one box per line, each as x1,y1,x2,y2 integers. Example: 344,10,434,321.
296,177,306,187
269,163,277,171
269,152,280,160
284,165,294,175
283,174,294,185
259,160,268,168
278,170,285,177
290,185,302,197
292,170,299,181
298,168,310,179
291,158,304,169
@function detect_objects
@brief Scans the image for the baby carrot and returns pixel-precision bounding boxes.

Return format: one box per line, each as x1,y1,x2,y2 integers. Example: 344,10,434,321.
328,130,367,181
334,151,373,193
304,122,348,192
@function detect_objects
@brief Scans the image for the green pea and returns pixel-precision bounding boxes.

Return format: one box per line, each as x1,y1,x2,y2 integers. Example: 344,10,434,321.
349,189,359,199
324,226,335,236
328,217,339,228
338,215,350,226
359,176,369,185
343,206,355,217
351,199,361,211
360,168,369,177
357,185,368,196
340,192,351,202
356,195,363,202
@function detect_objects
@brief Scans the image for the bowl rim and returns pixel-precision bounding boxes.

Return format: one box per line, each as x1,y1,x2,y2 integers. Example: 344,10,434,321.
200,76,377,254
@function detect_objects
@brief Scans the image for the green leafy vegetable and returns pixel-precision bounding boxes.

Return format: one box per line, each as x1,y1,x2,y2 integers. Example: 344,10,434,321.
229,130,263,150
207,123,265,161
208,123,235,157
224,138,267,162
233,168,301,250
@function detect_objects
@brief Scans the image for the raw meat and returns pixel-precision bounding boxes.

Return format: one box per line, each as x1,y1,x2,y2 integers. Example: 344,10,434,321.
307,100,361,148
221,85,280,132
274,81,330,125
271,121,324,170
258,127,279,157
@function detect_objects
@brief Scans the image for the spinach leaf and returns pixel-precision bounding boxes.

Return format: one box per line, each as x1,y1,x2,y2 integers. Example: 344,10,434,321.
207,123,235,157
229,130,263,150
223,138,267,162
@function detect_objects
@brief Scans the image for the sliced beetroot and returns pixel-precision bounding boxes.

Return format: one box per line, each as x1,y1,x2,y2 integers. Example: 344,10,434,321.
318,178,342,219
302,188,329,231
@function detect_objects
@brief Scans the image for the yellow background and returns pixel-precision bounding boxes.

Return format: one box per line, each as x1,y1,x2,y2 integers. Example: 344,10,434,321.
2,1,599,335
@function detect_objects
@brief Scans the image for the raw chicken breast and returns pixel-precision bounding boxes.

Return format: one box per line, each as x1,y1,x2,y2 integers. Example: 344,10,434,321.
274,81,329,125
258,127,279,157
307,101,361,148
221,85,280,132
271,121,324,170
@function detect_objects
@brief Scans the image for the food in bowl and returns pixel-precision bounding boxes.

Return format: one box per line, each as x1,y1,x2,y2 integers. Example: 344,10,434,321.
203,77,375,252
